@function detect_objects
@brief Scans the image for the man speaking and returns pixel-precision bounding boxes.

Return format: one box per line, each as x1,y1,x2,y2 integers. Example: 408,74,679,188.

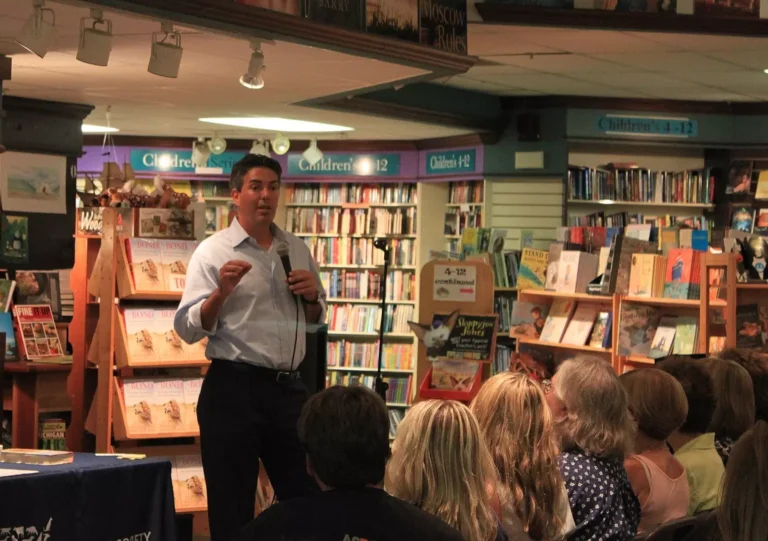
174,154,326,541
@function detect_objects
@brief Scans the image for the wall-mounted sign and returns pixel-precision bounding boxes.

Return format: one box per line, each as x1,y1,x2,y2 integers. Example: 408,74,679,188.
286,153,401,176
366,0,419,43
596,115,699,138
420,0,467,54
432,264,476,302
425,149,475,175
130,149,246,174
303,0,365,30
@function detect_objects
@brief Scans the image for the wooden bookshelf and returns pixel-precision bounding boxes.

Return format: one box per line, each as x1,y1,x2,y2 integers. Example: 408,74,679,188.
516,336,611,354
567,200,714,209
520,290,612,302
326,366,413,374
622,295,725,308
115,238,184,301
327,331,413,338
443,180,485,252
326,298,416,305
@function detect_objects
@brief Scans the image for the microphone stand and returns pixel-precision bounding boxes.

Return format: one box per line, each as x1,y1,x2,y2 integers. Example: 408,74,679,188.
374,239,390,404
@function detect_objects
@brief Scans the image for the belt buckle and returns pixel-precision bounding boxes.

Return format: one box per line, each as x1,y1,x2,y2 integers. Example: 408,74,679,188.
276,371,292,383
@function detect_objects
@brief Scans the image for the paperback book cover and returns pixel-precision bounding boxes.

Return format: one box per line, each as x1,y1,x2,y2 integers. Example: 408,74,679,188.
176,454,207,509
0,280,15,312
649,316,677,359
730,207,754,233
431,360,481,391
663,248,695,300
508,301,549,339
588,311,612,349
154,308,187,362
13,304,63,360
728,161,753,194
154,378,186,433
0,312,18,360
561,304,599,346
14,272,61,320
123,307,158,364
125,238,165,292
737,304,763,348
539,298,577,344
159,239,196,292
182,378,203,432
618,304,660,357
545,242,563,291
121,378,156,435
673,317,699,355
517,248,549,290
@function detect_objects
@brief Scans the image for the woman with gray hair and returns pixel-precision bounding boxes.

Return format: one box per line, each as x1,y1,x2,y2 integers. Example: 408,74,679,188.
543,355,640,541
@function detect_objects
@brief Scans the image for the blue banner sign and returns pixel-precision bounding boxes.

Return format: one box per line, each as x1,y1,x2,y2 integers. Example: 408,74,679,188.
286,153,400,176
596,115,698,138
425,149,476,175
130,149,246,174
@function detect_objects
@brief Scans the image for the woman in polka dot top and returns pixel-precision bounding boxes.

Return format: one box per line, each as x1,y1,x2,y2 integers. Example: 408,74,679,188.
543,355,640,541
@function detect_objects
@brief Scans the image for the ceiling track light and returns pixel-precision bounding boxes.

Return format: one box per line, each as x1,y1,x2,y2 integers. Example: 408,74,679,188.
192,136,211,168
303,139,323,166
250,139,271,157
15,0,56,59
148,22,183,78
208,133,227,155
272,133,290,155
77,9,113,66
240,39,265,90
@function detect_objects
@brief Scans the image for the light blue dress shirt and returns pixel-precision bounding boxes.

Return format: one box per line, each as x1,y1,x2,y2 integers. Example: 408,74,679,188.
173,218,326,370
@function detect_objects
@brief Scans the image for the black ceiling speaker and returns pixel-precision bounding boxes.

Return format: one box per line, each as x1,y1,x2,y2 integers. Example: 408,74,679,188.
517,113,541,142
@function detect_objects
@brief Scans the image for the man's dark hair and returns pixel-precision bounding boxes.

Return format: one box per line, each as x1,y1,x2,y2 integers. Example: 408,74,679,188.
658,356,715,434
229,154,282,191
298,385,390,489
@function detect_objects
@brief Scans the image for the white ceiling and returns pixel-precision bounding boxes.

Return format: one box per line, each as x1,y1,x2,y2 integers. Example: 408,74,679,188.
0,0,471,139
448,24,768,102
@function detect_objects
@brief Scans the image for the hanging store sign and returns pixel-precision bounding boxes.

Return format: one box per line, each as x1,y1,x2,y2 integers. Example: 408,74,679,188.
425,149,476,175
129,149,246,174
419,0,468,54
596,115,699,138
286,153,401,176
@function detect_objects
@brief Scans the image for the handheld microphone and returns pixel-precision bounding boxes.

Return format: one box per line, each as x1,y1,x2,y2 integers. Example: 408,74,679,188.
277,242,293,279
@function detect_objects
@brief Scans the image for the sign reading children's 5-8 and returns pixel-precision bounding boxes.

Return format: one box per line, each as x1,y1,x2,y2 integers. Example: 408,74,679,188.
596,115,699,138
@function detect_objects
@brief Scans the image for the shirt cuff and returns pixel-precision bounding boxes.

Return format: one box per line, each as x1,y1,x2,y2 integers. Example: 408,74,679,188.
188,298,218,336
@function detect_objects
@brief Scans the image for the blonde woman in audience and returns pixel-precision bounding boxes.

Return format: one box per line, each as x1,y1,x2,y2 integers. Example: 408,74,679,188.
620,368,690,533
544,356,640,541
386,399,505,541
705,358,756,465
471,372,574,541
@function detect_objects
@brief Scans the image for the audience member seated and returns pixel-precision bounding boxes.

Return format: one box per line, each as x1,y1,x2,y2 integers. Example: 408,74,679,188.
234,385,465,541
620,368,690,533
545,355,640,541
704,358,756,465
471,372,575,541
658,356,724,515
386,399,506,541
683,421,768,541
715,348,768,423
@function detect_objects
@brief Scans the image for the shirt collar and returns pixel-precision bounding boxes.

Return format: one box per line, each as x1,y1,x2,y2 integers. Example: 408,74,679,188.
677,432,716,454
227,217,286,249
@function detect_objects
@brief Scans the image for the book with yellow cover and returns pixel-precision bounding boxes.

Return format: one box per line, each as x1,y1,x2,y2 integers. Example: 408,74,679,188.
517,248,549,290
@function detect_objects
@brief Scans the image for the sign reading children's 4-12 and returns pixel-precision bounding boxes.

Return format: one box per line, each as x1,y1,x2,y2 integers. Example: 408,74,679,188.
596,115,699,138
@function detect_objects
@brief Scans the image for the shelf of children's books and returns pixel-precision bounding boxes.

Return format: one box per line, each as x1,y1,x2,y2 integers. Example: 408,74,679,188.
326,366,414,374
516,336,611,353
386,402,411,408
518,290,612,302
294,233,417,239
369,203,417,208
622,355,657,365
318,264,417,270
446,203,484,207
327,331,413,338
567,200,714,209
622,296,724,308
285,203,343,207
326,298,416,305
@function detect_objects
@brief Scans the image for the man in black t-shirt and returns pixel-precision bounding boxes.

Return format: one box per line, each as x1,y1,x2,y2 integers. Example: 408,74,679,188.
234,385,464,541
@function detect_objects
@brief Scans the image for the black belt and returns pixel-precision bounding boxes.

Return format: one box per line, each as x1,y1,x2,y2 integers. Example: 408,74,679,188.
212,359,301,383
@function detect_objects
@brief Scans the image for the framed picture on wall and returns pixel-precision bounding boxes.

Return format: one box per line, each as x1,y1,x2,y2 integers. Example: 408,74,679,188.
0,152,67,215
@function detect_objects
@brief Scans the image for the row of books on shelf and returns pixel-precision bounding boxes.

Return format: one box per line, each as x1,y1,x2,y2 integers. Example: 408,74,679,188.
619,305,699,358
0,269,73,322
125,237,198,292
285,183,417,205
320,270,416,302
448,180,484,204
389,409,405,438
303,237,416,267
628,250,705,300
327,341,414,371
443,208,482,236
567,165,715,204
194,181,230,198
570,211,712,231
286,208,416,236
123,307,208,363
326,372,412,404
510,299,613,349
121,377,203,434
204,204,235,234
327,304,414,334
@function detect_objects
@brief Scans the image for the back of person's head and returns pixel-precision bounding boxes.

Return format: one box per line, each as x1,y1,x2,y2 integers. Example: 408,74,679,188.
718,421,768,541
554,355,634,459
658,356,715,435
298,385,389,489
385,399,499,541
620,368,688,442
717,348,768,423
471,372,565,540
706,358,756,441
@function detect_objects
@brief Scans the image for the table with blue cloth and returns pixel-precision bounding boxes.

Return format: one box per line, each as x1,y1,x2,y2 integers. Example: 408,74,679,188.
0,453,176,541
